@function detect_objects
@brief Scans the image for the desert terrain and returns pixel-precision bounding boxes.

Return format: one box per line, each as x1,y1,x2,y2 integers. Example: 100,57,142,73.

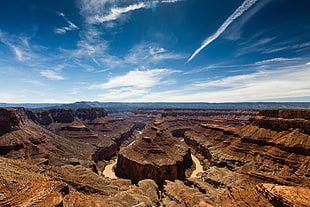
0,107,309,206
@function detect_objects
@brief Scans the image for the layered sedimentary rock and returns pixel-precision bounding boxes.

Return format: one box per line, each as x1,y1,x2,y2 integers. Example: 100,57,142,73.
180,109,310,205
27,108,75,125
28,108,108,140
115,123,192,185
0,108,97,165
27,108,140,161
220,183,310,207
0,156,161,207
1,107,309,206
75,108,108,121
0,107,27,135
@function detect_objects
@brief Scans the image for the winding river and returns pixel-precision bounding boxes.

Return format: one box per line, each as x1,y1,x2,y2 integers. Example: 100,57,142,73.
102,159,117,179
190,154,204,178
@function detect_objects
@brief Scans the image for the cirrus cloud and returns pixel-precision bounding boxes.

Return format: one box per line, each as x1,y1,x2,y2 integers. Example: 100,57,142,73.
40,70,66,80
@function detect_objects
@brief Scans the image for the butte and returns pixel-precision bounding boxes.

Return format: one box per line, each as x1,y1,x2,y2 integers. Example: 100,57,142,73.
115,121,193,186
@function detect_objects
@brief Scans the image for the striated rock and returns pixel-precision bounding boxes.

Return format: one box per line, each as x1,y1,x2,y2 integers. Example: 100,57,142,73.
259,109,310,120
115,123,192,185
28,108,75,125
0,107,27,135
105,179,161,206
250,109,310,134
0,156,161,207
180,110,310,206
1,107,309,206
163,180,212,207
0,156,69,207
75,108,107,121
0,108,95,165
219,183,310,207
92,142,118,161
55,121,98,139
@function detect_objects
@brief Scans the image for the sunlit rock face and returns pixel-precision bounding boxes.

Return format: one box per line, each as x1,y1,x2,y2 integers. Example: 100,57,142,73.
115,123,192,185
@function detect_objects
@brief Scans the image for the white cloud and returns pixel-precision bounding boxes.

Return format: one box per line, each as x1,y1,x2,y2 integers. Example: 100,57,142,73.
109,61,310,102
10,45,26,61
55,12,79,34
80,0,184,25
89,68,179,89
40,70,65,80
125,43,184,65
224,0,272,41
98,87,148,101
89,2,146,24
187,0,258,62
187,63,310,102
0,30,43,62
254,58,297,65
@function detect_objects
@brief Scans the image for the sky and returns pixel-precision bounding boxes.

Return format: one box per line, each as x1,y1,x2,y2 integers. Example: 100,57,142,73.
0,0,309,103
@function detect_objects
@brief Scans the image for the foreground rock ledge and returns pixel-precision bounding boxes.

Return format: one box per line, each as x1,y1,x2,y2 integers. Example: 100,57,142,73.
115,125,192,185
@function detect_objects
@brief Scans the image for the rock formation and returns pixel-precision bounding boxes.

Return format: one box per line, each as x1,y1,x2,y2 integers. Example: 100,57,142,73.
179,109,310,205
0,156,161,206
0,108,95,165
115,122,192,185
1,107,309,206
0,107,27,135
28,108,139,161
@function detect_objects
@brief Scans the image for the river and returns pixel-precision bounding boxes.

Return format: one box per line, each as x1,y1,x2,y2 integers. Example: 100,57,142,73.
102,159,117,179
190,154,204,178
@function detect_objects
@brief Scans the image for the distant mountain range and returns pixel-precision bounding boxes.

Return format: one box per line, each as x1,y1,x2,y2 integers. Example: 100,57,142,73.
1,101,310,109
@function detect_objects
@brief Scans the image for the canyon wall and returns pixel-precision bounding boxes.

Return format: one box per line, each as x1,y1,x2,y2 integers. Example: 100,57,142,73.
115,124,192,185
0,107,27,135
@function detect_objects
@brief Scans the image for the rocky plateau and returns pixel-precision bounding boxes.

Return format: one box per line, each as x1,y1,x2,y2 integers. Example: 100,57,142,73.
0,107,309,206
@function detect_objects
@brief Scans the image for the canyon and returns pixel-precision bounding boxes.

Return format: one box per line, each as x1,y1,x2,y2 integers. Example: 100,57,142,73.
0,107,309,206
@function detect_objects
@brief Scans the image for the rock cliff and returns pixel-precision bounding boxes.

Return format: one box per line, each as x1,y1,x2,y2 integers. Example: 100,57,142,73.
0,108,95,165
178,109,310,205
115,122,192,185
0,156,161,207
220,183,310,207
0,107,27,135
28,108,138,161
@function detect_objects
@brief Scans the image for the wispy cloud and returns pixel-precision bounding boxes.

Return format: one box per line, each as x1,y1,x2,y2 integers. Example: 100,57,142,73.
190,64,310,102
89,68,179,89
0,30,38,61
89,2,146,24
40,70,65,80
80,0,184,25
121,58,310,102
235,36,276,57
187,0,258,62
254,58,297,65
98,87,148,101
224,0,272,41
186,57,299,75
125,42,185,65
55,12,79,34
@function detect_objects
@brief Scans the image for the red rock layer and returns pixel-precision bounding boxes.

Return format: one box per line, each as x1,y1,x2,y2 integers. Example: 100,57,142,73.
115,123,192,185
0,107,27,135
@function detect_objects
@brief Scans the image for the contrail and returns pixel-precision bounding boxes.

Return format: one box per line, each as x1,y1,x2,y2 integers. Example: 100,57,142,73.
187,0,258,63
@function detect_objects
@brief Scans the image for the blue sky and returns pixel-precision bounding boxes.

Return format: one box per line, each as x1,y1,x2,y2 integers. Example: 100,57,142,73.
0,0,309,103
